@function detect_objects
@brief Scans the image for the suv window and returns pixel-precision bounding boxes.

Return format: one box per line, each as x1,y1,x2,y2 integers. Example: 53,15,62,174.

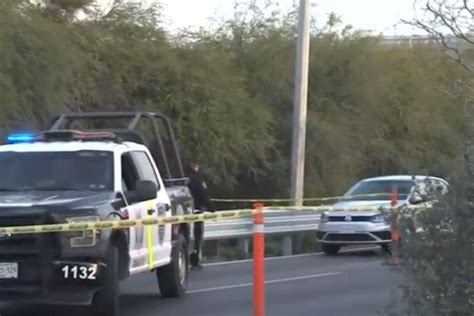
131,151,160,188
121,153,139,192
342,180,415,201
121,151,160,193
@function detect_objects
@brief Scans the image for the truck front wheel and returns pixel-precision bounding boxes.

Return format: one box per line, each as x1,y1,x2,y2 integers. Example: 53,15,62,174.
91,246,119,316
156,234,188,297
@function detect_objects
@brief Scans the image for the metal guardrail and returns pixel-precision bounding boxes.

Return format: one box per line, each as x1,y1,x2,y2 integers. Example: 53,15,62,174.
204,208,322,240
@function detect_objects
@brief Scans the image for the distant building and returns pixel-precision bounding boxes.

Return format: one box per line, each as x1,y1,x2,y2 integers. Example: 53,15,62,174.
382,34,473,54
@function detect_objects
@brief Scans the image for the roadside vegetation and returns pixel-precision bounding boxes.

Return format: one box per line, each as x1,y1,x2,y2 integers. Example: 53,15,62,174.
0,0,467,198
398,1,474,314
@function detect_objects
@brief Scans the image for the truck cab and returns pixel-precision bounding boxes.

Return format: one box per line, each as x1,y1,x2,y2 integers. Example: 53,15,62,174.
0,112,195,316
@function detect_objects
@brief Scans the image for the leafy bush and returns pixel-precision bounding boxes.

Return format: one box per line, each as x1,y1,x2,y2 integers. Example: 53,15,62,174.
400,179,474,315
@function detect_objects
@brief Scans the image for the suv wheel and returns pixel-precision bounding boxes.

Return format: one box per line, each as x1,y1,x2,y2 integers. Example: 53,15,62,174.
322,244,341,256
156,234,188,297
91,246,119,316
381,243,392,255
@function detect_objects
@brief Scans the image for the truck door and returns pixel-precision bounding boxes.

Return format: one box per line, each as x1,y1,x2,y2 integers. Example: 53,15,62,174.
121,151,172,274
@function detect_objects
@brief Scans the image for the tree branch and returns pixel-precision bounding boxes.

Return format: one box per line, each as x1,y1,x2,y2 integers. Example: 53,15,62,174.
425,1,474,45
463,0,473,17
407,19,474,73
402,0,474,75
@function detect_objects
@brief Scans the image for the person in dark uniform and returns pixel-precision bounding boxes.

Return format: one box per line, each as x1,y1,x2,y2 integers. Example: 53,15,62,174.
187,162,214,270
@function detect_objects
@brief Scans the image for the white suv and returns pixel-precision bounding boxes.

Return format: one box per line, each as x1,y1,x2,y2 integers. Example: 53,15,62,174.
316,175,448,255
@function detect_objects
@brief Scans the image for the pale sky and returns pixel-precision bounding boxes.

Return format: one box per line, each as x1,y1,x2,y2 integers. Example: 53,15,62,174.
160,0,420,35
62,0,422,35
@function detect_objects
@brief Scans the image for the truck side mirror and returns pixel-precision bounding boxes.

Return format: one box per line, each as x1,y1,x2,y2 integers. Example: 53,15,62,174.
127,180,158,203
136,180,158,201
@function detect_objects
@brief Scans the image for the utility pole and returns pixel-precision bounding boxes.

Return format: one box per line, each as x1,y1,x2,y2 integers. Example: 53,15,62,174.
290,0,311,207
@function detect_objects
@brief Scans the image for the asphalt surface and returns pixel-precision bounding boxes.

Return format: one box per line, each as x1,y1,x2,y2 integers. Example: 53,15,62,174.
3,249,405,316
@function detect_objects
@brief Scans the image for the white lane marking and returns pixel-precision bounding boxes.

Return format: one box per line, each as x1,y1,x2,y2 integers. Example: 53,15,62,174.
204,246,378,267
187,272,342,294
204,253,318,266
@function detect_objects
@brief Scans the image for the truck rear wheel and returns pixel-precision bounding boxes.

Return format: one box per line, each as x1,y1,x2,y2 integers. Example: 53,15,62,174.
91,246,119,316
156,234,188,297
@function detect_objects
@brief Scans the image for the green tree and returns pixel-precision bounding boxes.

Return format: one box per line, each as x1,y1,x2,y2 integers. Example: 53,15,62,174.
0,0,468,200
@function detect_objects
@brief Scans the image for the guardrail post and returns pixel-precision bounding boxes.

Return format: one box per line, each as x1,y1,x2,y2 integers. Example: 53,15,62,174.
388,188,400,266
253,203,265,316
238,238,250,255
282,235,293,256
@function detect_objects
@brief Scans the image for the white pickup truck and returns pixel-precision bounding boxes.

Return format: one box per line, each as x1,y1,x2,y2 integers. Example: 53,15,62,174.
0,112,195,316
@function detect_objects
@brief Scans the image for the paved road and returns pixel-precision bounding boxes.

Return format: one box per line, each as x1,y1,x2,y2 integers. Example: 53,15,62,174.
3,249,405,316
121,249,404,316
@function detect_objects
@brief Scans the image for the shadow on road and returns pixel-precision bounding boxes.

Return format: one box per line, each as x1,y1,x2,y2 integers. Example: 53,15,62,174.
1,292,172,316
121,294,155,313
338,249,380,257
0,305,85,316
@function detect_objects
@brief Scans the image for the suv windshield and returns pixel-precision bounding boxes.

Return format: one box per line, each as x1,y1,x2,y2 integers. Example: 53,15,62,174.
341,180,415,201
0,151,114,192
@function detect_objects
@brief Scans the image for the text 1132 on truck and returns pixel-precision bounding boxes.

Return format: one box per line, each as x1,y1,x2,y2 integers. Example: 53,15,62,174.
0,111,196,316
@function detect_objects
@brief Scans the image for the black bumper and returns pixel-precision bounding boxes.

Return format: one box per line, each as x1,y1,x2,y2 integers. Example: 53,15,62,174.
0,260,105,306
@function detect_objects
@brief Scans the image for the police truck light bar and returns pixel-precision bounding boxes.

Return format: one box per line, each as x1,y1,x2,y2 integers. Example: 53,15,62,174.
7,133,39,144
7,130,118,144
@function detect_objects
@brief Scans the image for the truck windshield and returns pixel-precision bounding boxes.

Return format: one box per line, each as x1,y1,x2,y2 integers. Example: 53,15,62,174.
0,151,114,192
341,180,415,201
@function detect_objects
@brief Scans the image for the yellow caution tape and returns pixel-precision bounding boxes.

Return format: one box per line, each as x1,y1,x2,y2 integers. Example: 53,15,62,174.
146,200,155,269
268,204,430,213
211,193,398,203
267,206,376,213
0,209,256,235
0,204,430,236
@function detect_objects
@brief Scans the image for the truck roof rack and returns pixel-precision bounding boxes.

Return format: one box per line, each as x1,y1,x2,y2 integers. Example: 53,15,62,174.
49,111,186,184
44,130,120,142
